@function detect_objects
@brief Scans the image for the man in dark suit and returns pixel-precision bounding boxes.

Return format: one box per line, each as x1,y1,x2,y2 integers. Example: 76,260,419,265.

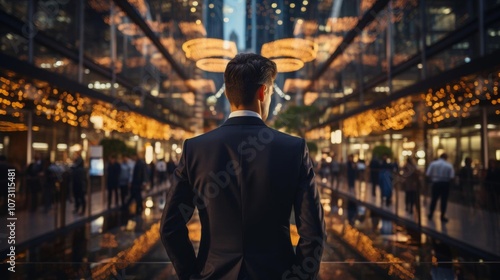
106,155,121,208
160,53,325,280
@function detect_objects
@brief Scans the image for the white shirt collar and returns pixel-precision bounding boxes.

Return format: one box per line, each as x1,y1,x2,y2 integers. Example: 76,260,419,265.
228,110,262,119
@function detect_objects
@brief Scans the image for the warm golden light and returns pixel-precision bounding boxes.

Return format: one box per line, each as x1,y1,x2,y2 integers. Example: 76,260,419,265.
0,74,189,141
182,38,237,61
343,97,415,137
261,38,318,63
337,224,415,280
271,58,305,73
261,38,317,72
283,79,312,93
304,91,319,105
91,223,161,280
182,38,237,72
422,72,500,125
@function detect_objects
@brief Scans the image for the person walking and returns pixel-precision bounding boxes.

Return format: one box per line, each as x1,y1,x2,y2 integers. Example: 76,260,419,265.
160,53,325,280
379,154,394,207
401,158,420,214
26,154,43,212
148,160,155,190
346,154,357,192
43,159,60,213
118,155,131,207
106,155,121,209
71,151,86,215
166,158,176,186
426,153,455,222
458,157,475,208
369,157,380,197
156,158,167,186
124,153,148,215
330,154,340,190
484,159,500,211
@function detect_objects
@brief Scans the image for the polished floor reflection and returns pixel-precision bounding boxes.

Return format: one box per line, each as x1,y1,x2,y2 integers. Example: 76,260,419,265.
2,179,500,279
322,177,500,259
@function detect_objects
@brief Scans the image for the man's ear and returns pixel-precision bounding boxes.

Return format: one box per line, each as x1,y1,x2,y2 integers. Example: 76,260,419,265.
257,84,266,102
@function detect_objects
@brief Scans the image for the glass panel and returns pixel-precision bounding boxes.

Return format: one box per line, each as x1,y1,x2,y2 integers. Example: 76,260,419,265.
0,0,28,21
82,68,113,96
392,0,421,66
0,25,29,61
34,44,78,80
84,0,111,68
485,22,500,55
115,25,145,86
362,8,389,83
392,64,423,92
366,81,390,103
425,0,477,46
426,34,478,78
33,0,79,48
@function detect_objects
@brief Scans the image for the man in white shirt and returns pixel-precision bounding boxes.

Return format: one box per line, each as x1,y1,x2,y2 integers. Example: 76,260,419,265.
426,153,455,222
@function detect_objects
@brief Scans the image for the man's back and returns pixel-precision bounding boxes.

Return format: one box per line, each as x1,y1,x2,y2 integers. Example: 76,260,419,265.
426,159,454,182
161,116,325,280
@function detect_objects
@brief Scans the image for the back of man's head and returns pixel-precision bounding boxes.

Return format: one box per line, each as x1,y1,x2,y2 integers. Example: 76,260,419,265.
465,157,472,165
440,153,448,160
224,53,277,107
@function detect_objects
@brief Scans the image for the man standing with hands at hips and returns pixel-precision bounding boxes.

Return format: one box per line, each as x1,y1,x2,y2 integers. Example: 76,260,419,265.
160,53,325,280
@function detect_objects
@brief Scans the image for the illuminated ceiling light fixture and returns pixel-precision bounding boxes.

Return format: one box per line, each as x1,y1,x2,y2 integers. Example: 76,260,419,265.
261,38,317,72
182,38,237,72
195,58,231,72
271,58,304,73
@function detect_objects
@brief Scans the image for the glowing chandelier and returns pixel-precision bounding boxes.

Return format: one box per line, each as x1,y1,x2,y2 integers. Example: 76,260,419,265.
182,38,237,72
261,38,318,72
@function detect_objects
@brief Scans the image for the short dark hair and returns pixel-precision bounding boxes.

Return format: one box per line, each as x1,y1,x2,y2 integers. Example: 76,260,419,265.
224,53,277,107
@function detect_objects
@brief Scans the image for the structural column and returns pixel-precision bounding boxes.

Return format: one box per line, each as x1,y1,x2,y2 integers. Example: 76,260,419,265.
26,111,33,165
481,107,489,168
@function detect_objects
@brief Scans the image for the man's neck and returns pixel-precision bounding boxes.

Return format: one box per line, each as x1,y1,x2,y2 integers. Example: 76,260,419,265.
228,110,262,119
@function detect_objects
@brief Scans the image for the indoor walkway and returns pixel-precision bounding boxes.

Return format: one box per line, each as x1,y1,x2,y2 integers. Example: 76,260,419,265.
0,181,170,254
321,178,500,259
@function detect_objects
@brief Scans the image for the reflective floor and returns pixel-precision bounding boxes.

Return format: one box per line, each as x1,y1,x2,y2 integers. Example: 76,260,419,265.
2,179,500,279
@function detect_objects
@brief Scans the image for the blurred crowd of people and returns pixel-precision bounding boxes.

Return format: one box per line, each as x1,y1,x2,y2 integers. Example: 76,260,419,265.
0,149,499,217
314,153,500,215
0,152,178,217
